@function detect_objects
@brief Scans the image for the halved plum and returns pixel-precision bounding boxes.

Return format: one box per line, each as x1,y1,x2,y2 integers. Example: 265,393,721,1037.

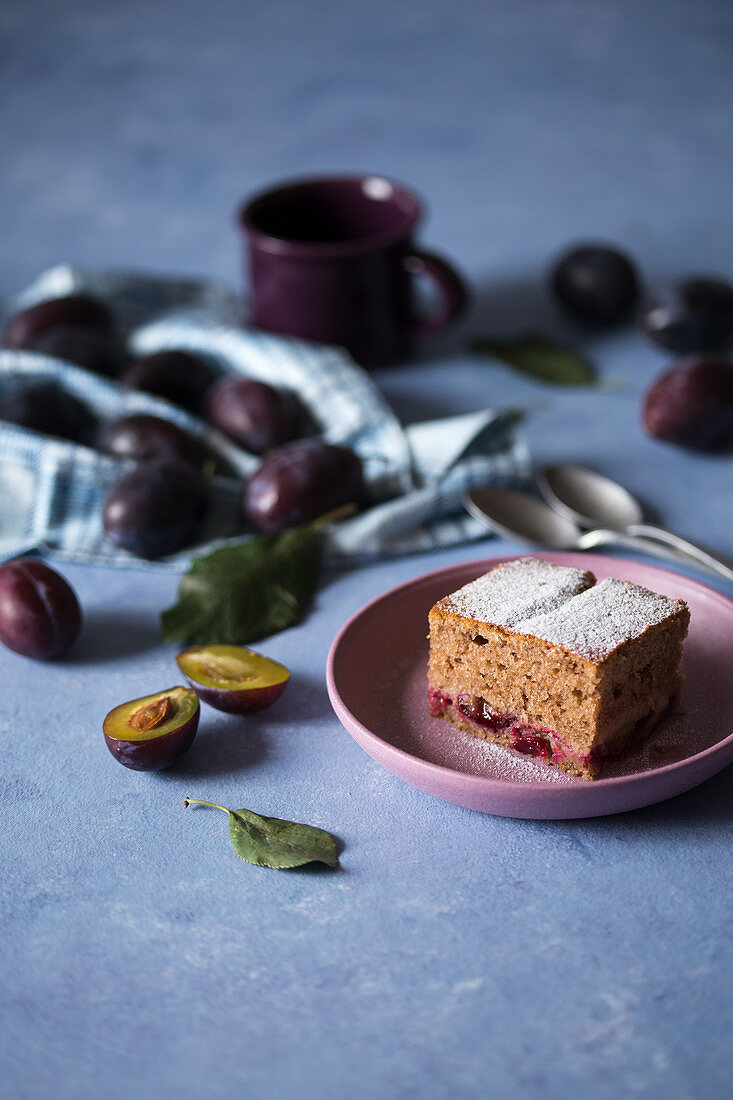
176,644,290,714
103,685,199,771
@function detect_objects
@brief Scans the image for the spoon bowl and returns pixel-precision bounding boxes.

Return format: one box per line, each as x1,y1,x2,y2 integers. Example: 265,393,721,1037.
537,463,733,584
465,487,580,549
539,465,643,529
464,485,728,572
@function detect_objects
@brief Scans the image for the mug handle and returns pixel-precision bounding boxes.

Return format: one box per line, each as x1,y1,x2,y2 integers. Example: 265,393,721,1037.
404,249,469,339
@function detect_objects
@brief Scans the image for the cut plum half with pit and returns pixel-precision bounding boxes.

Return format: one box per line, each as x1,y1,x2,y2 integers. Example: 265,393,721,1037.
103,685,200,771
176,644,290,714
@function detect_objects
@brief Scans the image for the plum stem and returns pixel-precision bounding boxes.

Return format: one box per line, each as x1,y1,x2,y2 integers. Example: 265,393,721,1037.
184,797,230,815
312,503,357,530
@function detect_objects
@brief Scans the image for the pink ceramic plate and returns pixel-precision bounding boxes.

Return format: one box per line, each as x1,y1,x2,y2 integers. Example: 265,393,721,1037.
326,553,733,818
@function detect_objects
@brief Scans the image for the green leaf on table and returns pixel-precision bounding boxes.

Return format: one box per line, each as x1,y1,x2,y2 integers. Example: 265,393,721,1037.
470,332,596,386
160,520,323,646
184,798,339,869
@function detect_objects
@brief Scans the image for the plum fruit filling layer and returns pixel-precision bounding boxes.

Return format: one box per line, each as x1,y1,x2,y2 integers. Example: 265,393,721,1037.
427,687,590,767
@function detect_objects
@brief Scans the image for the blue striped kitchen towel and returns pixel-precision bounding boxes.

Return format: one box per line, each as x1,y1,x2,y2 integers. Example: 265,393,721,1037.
0,265,530,570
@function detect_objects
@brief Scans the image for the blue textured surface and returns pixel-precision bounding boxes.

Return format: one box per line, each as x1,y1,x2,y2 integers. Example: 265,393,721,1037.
1,3,732,1098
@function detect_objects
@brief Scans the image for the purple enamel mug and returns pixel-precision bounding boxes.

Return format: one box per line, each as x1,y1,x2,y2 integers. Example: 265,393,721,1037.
238,175,468,367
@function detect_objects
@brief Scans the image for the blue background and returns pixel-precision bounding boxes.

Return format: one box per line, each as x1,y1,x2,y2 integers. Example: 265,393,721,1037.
1,2,731,1098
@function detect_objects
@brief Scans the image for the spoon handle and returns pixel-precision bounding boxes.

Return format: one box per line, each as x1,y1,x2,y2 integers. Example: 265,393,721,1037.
624,524,733,584
576,527,730,573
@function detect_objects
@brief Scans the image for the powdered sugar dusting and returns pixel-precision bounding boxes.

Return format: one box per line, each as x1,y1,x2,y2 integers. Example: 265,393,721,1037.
453,726,576,782
438,557,594,627
519,577,687,661
436,559,687,663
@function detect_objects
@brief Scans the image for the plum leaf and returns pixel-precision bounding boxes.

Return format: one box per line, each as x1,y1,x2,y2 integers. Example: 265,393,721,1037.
184,798,339,869
161,519,322,645
471,332,596,386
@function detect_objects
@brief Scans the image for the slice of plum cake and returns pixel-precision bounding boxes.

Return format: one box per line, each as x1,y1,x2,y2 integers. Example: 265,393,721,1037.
427,557,689,779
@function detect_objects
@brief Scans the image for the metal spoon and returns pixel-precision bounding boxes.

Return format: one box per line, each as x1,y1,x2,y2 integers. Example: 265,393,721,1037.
464,486,728,572
538,464,733,583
